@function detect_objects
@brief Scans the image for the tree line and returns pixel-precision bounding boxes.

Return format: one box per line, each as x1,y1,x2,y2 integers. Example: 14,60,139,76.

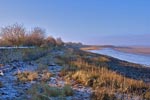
0,24,64,47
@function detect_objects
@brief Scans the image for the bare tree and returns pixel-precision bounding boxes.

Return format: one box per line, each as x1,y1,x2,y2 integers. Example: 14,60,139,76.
0,24,64,47
44,36,56,47
27,27,45,46
0,37,4,46
56,37,64,46
0,23,26,46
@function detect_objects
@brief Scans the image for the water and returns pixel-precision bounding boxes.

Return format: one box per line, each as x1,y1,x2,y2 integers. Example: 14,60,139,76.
90,48,150,66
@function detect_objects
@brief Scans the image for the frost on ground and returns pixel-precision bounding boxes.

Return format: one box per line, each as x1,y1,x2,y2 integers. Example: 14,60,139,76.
0,62,37,100
0,61,93,100
48,65,92,100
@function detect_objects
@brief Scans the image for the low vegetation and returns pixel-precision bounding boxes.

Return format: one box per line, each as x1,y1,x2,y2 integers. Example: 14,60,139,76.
16,71,38,82
62,62,149,99
1,45,150,99
16,64,52,83
0,47,53,63
0,23,64,47
27,84,73,100
0,81,3,88
16,71,52,83
143,91,150,100
0,26,150,99
56,48,150,100
22,47,51,61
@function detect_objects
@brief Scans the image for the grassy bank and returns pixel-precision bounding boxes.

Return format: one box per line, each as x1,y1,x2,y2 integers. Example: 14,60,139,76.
0,46,150,99
0,47,53,64
55,48,150,100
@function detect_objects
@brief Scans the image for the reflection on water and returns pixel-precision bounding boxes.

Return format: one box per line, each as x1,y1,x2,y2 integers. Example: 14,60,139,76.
90,48,150,66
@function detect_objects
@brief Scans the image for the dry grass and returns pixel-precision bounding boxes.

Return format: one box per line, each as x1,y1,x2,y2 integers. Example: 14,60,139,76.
97,56,110,62
144,91,150,100
40,70,52,82
65,63,148,92
16,69,52,83
57,48,150,99
36,64,52,82
91,88,116,100
16,71,38,82
63,61,149,99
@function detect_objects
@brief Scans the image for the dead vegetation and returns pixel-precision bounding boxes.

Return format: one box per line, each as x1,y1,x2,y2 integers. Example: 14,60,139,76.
56,48,150,100
0,23,64,47
16,71,38,82
16,63,52,83
0,45,150,100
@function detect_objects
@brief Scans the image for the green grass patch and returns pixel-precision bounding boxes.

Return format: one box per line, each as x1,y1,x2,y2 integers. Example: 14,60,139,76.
27,84,73,100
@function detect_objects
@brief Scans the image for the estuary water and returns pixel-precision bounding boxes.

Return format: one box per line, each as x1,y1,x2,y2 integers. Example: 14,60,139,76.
90,48,150,66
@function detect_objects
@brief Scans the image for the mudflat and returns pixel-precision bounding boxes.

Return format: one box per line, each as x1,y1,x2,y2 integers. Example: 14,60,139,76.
114,47,150,56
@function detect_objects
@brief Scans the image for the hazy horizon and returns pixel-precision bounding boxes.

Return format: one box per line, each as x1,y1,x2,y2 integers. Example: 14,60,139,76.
0,0,149,46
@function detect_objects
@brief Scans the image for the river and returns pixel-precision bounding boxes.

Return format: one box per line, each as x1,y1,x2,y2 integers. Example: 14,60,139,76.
89,48,150,67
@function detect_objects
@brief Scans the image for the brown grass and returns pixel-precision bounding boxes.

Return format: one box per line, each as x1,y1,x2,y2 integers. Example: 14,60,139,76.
144,91,150,100
63,60,149,99
16,69,52,83
16,71,38,82
91,88,116,100
57,48,150,99
40,70,52,82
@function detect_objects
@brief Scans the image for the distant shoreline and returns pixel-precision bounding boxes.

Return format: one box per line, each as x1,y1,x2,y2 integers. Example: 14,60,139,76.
113,47,150,56
81,45,150,56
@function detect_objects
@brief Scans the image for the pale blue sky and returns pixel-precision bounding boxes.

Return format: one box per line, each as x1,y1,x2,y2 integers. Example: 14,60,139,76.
0,0,150,46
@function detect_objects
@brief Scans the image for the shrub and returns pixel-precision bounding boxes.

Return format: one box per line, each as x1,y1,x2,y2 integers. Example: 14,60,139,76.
0,23,60,47
56,37,64,46
26,27,45,46
0,23,26,46
42,36,56,47
27,84,73,100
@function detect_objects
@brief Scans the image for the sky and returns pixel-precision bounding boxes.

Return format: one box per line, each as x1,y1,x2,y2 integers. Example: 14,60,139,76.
0,0,150,46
